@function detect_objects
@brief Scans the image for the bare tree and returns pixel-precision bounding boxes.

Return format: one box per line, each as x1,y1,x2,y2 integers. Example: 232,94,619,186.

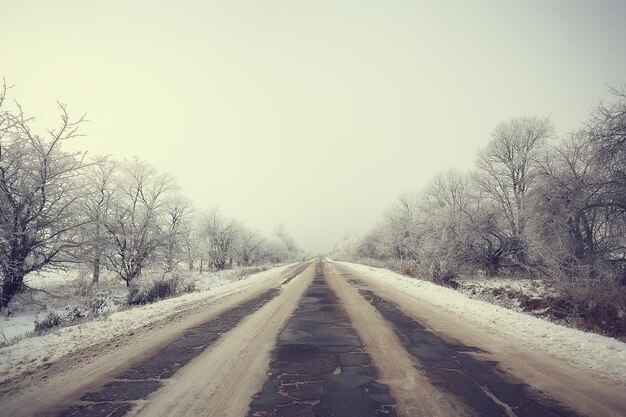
181,218,202,271
105,159,175,286
587,86,626,211
161,195,192,272
273,224,303,262
0,80,87,308
236,227,267,266
476,116,554,267
383,193,421,261
77,156,118,283
530,88,626,283
419,172,474,279
356,225,388,260
198,209,240,270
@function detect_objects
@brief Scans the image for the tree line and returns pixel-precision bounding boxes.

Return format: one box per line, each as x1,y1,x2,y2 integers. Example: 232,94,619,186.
333,87,625,319
0,80,303,309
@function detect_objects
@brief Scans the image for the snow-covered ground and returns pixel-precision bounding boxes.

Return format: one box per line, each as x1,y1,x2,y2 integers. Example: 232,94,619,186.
454,276,557,311
0,266,277,344
1,270,123,343
339,261,626,384
0,264,289,383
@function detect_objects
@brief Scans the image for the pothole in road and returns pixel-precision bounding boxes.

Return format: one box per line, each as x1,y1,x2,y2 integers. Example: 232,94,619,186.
247,265,397,417
359,289,583,417
55,288,281,417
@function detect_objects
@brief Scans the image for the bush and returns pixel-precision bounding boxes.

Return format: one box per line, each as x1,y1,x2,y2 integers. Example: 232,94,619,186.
127,271,196,305
128,279,176,305
87,295,119,315
72,274,95,297
34,312,63,333
224,265,270,281
64,306,85,322
550,273,626,337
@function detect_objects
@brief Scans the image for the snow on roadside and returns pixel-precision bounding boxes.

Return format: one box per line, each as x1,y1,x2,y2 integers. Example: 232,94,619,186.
454,277,557,312
0,264,291,384
1,270,126,343
339,261,626,384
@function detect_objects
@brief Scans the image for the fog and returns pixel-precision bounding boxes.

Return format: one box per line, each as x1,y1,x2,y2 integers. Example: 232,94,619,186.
2,0,625,253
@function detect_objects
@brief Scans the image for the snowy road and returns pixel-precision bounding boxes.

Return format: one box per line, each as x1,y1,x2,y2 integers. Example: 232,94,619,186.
2,260,625,416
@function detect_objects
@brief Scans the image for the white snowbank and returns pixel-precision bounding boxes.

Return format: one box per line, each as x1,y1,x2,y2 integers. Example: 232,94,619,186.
0,265,290,383
339,261,626,384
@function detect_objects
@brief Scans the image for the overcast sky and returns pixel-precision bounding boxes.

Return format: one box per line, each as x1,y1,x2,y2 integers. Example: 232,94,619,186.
2,1,625,253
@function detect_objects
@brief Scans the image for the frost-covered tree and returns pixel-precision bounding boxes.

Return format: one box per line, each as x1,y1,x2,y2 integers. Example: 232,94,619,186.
161,196,192,272
476,116,554,267
236,227,267,266
272,224,304,262
76,156,118,283
198,209,240,270
105,159,175,285
419,172,474,279
383,194,421,261
329,231,361,262
530,89,626,283
0,81,87,308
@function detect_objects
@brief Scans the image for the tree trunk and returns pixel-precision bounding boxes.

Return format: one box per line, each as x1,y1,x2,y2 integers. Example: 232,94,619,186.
1,271,26,309
92,256,101,284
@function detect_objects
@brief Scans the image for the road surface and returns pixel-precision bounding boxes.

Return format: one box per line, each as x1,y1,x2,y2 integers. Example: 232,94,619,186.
1,260,624,417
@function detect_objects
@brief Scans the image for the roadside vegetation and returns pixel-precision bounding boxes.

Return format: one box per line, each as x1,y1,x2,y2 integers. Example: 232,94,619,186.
332,87,626,338
0,79,304,325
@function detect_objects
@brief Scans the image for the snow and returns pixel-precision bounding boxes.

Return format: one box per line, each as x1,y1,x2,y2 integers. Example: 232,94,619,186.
1,270,127,344
339,261,626,384
454,276,557,311
0,264,290,383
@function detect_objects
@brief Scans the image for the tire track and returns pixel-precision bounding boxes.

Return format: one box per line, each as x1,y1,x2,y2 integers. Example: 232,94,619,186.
355,287,583,417
54,288,282,417
325,262,464,417
247,261,397,417
131,263,317,417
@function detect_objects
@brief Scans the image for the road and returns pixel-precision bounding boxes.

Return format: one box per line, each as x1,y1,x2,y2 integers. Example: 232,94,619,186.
1,260,625,417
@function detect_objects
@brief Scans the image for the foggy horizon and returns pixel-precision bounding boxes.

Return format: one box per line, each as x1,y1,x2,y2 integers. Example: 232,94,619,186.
3,1,626,253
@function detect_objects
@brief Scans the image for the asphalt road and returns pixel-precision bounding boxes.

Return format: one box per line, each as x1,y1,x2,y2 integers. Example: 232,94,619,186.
2,260,625,417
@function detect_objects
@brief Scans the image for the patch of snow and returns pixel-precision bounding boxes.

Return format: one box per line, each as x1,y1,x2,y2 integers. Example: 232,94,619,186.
339,261,626,384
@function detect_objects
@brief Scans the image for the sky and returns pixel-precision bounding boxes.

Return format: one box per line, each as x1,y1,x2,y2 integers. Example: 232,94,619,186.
2,1,626,253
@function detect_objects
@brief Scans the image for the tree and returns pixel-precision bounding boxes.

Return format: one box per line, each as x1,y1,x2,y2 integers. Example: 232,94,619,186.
357,225,387,260
105,159,175,286
419,172,473,279
0,80,87,308
199,209,240,270
161,196,192,272
587,86,626,213
236,227,267,266
383,194,421,261
476,116,554,268
273,224,304,262
330,231,361,262
530,89,626,283
586,86,626,281
181,217,202,271
77,156,118,283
